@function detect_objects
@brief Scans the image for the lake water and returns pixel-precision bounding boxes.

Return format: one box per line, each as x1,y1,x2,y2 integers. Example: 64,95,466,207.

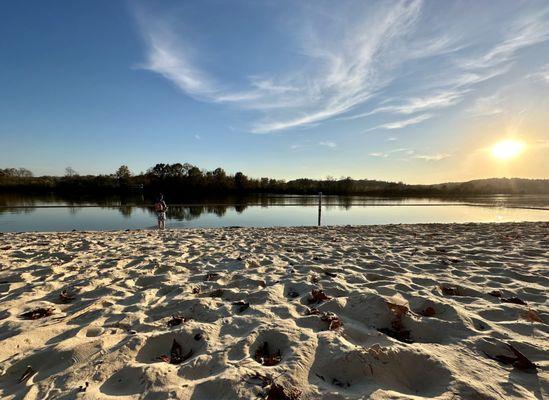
0,194,548,232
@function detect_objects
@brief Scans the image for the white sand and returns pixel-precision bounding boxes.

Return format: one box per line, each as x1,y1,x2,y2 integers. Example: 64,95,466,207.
0,222,547,399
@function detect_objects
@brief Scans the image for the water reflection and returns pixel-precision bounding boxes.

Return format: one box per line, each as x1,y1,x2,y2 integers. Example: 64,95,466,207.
165,205,232,221
1,192,548,233
2,192,549,210
119,206,133,218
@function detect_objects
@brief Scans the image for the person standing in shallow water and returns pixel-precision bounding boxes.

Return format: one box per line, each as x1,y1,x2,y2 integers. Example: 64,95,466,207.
154,194,168,230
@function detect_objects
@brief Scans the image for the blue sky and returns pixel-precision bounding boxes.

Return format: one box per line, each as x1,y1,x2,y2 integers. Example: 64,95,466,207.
1,0,548,183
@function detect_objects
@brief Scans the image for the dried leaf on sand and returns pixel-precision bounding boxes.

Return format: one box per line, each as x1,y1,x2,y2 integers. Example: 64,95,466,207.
246,373,301,400
255,341,282,366
20,307,54,320
485,343,538,372
378,301,413,343
386,301,408,319
158,339,193,365
521,309,542,323
320,312,343,331
308,289,331,304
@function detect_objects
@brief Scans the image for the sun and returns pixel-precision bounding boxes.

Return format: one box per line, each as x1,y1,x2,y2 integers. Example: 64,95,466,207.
491,139,525,160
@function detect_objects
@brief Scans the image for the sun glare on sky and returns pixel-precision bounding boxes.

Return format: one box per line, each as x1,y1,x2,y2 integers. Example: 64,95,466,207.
491,139,525,160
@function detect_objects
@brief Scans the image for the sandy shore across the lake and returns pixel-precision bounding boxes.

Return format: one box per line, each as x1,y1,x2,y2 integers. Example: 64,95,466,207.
0,223,547,399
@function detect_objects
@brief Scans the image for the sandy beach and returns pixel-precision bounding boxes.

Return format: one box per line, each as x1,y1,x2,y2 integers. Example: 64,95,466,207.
0,222,547,399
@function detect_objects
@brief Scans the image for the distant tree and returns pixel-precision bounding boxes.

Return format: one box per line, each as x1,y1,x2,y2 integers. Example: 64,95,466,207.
17,168,33,177
213,167,226,179
3,162,549,198
65,167,78,177
188,166,203,179
115,165,132,180
234,172,248,190
0,167,33,177
148,163,168,179
181,163,194,176
167,163,184,177
212,168,227,188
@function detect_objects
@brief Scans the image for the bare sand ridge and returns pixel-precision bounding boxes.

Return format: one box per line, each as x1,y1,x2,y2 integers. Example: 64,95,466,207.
0,223,547,399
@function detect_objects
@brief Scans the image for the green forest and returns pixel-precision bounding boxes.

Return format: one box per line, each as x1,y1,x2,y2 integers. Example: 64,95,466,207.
1,164,548,199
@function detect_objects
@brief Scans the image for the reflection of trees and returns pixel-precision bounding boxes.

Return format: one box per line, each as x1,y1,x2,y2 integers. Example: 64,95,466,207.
188,206,204,219
3,192,547,226
208,205,227,217
140,204,249,221
0,207,36,215
234,204,247,213
68,207,80,215
119,206,133,218
165,206,202,221
147,205,221,221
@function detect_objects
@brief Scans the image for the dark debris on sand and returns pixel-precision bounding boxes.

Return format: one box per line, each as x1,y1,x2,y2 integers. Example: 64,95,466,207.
20,307,54,320
158,339,193,365
485,343,538,373
255,341,282,366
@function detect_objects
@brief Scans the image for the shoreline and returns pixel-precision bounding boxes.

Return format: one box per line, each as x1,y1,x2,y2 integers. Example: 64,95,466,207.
1,220,548,235
1,222,547,399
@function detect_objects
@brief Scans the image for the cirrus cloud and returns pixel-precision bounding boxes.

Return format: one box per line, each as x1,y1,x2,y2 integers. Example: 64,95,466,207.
133,1,549,134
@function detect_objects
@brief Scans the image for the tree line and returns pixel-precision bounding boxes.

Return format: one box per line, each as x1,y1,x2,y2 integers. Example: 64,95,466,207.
1,164,548,199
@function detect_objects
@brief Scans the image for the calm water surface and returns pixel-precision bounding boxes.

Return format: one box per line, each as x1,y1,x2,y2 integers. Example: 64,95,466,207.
1,194,548,232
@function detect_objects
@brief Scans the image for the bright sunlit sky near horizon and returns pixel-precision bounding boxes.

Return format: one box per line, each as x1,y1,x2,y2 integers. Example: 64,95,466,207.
1,0,549,184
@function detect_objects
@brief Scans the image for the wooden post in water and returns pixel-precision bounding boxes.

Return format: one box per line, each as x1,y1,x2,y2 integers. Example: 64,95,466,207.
317,192,322,226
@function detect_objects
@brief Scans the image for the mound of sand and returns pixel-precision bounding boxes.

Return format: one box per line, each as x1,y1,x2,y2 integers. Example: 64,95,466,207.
0,222,547,399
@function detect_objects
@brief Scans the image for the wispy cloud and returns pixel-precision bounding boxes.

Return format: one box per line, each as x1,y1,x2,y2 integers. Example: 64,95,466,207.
245,1,427,132
344,6,549,129
344,91,464,120
467,94,504,117
368,147,448,161
290,143,304,151
528,63,549,84
368,113,433,130
134,2,549,134
414,153,451,161
319,141,336,148
134,1,442,133
460,9,549,70
291,141,337,151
